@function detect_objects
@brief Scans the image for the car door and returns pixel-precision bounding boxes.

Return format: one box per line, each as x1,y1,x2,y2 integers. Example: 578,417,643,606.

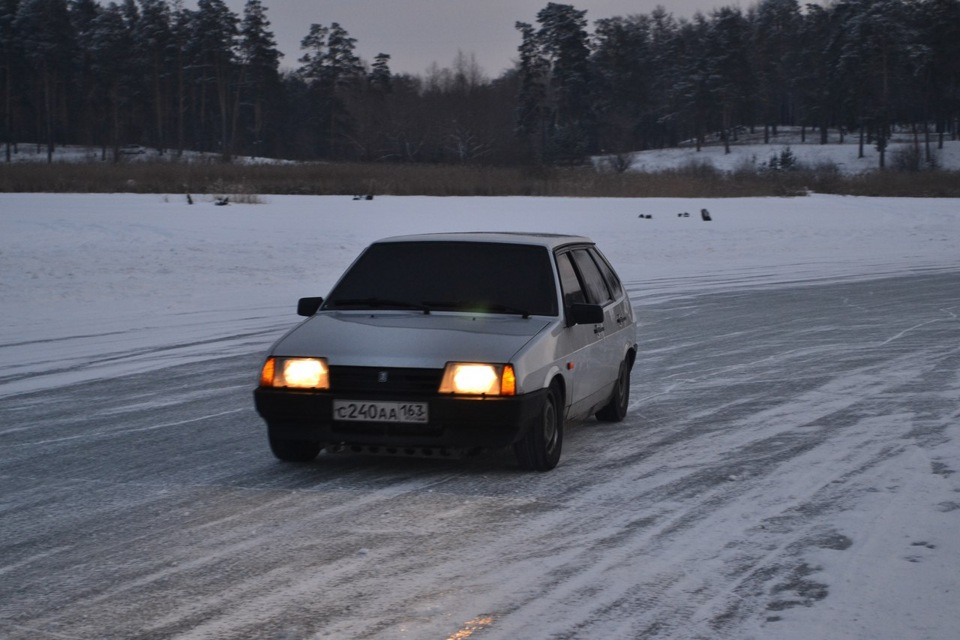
588,246,634,357
569,249,622,401
554,251,604,416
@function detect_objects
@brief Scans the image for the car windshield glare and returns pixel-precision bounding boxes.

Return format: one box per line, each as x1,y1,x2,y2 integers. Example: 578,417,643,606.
325,241,559,317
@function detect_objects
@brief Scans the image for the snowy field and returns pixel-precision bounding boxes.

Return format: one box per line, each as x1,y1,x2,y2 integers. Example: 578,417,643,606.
624,131,960,175
2,192,958,397
1,193,959,639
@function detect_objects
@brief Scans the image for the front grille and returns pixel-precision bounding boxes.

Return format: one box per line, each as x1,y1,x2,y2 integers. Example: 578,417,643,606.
330,421,443,438
329,366,443,396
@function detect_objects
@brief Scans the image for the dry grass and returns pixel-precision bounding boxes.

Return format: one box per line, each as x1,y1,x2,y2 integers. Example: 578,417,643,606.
1,160,958,198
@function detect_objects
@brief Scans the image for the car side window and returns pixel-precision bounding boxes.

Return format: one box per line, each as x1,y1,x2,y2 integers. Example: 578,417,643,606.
571,249,613,305
590,248,624,299
556,253,586,307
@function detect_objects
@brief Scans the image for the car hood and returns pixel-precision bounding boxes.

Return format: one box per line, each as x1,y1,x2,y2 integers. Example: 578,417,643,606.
272,311,552,368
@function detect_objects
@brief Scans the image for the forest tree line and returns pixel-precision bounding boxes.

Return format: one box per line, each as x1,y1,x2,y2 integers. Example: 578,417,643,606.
2,0,959,166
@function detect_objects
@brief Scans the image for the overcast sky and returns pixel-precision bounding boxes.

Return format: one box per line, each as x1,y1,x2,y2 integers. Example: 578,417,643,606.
220,0,737,77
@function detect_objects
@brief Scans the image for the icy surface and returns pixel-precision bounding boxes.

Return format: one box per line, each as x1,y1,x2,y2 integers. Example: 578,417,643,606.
1,193,958,639
3,193,957,397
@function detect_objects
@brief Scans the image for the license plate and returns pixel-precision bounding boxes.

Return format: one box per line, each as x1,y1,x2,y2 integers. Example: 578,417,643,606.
333,400,429,424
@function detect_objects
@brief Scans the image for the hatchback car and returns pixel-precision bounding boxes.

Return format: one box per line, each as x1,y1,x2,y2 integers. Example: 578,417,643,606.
254,232,636,470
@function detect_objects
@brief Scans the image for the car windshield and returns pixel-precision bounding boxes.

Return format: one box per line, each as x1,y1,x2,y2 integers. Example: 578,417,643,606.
325,241,559,317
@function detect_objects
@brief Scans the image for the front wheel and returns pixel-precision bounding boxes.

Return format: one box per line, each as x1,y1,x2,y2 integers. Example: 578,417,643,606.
268,427,321,462
514,384,563,471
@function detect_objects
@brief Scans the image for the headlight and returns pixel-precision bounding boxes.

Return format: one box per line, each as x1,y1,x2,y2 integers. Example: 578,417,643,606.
260,357,330,389
439,363,516,396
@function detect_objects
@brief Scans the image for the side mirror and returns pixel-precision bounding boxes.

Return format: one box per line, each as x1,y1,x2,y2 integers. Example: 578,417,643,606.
297,297,324,317
569,303,604,326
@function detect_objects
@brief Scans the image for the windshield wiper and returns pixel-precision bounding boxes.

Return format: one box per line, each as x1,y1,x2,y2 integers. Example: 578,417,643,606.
484,304,531,319
328,297,431,313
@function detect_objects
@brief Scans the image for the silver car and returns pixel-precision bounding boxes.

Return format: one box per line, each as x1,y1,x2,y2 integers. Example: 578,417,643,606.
254,232,636,471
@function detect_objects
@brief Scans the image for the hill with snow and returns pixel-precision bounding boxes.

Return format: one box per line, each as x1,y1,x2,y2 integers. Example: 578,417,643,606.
622,128,960,175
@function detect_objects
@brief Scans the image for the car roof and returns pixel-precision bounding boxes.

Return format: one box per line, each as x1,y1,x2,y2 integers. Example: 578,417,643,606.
373,231,594,251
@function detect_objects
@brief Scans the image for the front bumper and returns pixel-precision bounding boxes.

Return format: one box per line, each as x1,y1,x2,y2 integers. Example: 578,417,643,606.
254,388,548,449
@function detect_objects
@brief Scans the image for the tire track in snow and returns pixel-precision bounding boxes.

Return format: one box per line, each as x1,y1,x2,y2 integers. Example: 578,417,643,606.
2,273,958,640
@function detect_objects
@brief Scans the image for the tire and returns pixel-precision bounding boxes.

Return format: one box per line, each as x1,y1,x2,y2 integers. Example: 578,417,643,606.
268,427,321,462
514,384,563,471
596,358,630,422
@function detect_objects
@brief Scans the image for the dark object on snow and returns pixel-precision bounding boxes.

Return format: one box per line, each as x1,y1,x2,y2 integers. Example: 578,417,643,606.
678,212,690,218
353,194,375,201
701,208,712,221
215,196,229,206
186,194,193,205
638,214,652,219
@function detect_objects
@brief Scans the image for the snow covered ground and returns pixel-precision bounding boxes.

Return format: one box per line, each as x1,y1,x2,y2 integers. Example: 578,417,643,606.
1,193,959,638
3,192,957,397
622,131,960,175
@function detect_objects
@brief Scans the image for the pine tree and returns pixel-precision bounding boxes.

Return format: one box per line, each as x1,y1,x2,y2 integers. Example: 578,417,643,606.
296,21,363,158
369,52,391,93
920,0,960,148
673,14,713,151
297,23,328,83
838,0,913,167
706,7,754,153
515,3,594,164
0,0,21,160
68,0,102,149
136,0,175,153
14,0,77,162
514,20,548,162
188,0,238,158
345,52,390,161
591,15,653,154
796,4,837,144
752,0,801,141
90,2,135,160
647,6,683,148
535,2,593,162
237,0,281,156
170,0,190,155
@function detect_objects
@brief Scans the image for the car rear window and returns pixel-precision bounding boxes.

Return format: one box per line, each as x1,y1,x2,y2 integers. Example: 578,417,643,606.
325,241,559,317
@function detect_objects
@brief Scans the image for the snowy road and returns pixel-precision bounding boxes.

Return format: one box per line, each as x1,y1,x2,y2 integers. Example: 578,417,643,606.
2,271,958,640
